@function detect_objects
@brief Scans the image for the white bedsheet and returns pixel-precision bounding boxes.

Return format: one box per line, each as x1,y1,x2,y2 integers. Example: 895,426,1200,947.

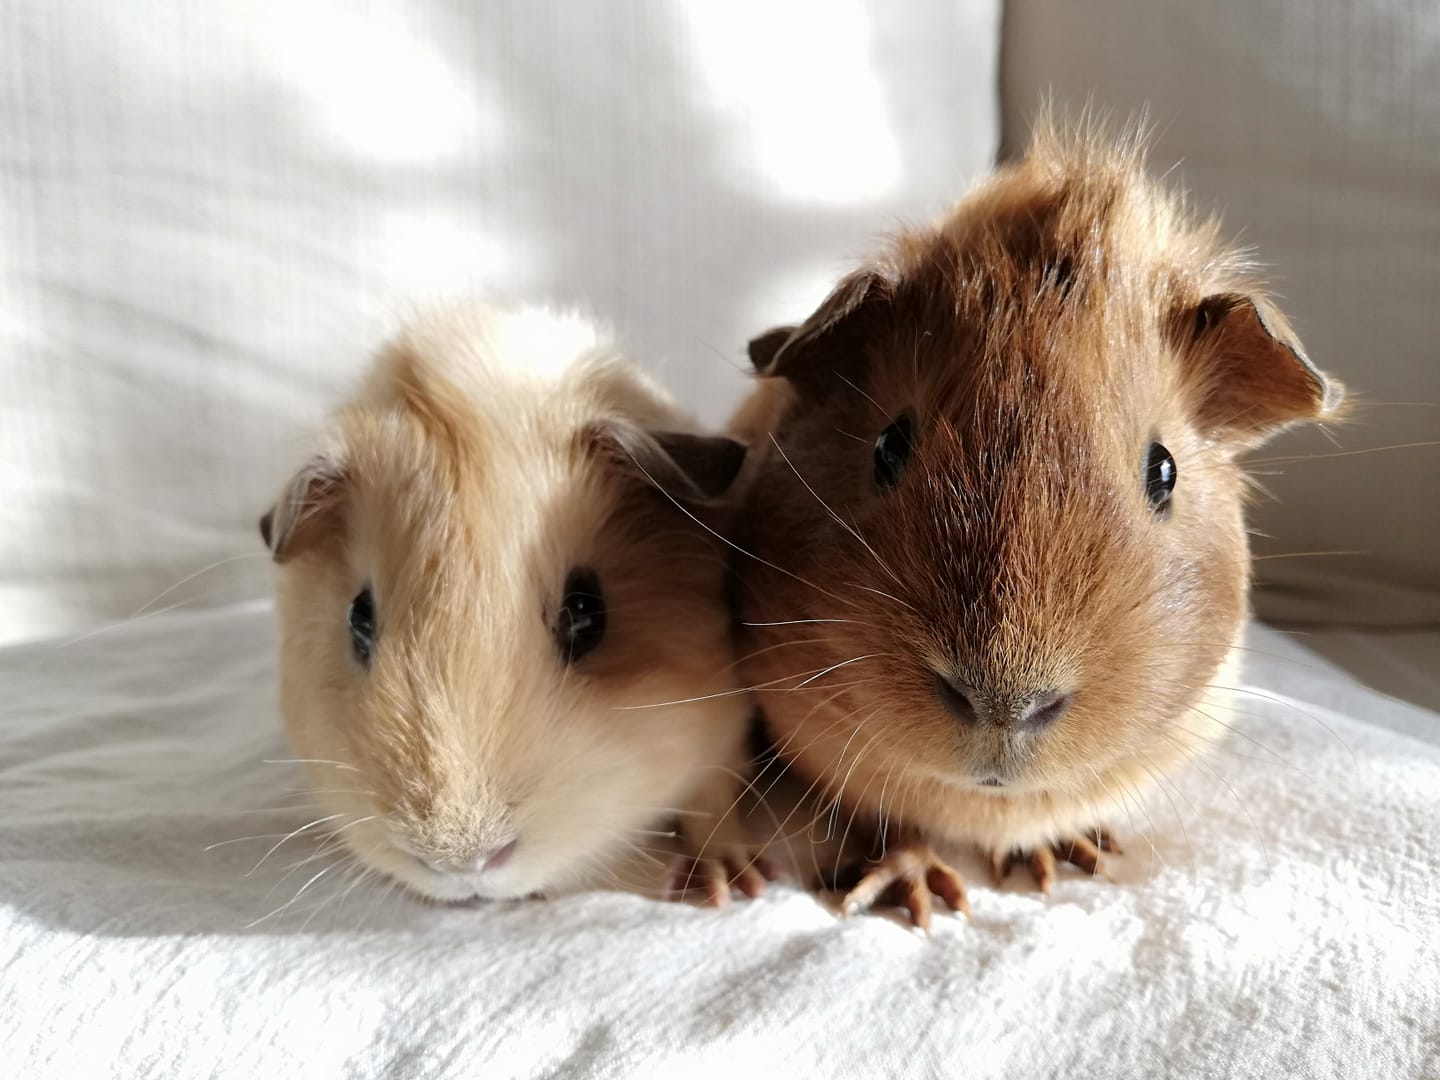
2,603,1438,1079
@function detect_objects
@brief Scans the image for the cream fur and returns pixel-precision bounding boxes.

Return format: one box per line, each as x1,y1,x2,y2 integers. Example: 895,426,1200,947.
268,303,749,901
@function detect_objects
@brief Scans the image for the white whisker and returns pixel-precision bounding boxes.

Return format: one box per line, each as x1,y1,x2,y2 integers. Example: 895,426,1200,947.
245,813,346,877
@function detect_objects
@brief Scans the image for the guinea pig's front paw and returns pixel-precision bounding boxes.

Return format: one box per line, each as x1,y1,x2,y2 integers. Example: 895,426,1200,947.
661,848,779,908
988,828,1121,894
838,841,971,932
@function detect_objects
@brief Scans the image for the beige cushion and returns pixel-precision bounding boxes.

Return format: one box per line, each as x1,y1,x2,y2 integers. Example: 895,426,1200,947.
1001,0,1440,627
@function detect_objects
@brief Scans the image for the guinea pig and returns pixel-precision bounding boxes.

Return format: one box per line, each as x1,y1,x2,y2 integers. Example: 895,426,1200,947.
261,302,768,905
729,119,1344,927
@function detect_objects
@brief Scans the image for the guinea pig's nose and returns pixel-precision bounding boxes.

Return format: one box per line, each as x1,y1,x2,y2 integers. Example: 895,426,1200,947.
934,674,979,725
1019,689,1071,732
422,838,519,876
478,838,519,872
934,674,1070,731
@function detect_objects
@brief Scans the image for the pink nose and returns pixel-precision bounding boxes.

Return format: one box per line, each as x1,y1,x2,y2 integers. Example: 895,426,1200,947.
422,838,518,875
479,838,518,872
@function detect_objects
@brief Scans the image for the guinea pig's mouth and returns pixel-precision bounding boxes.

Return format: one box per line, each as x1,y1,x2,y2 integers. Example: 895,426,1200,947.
945,761,1040,795
929,764,1025,795
398,848,528,903
338,826,535,904
408,870,522,906
961,770,1032,796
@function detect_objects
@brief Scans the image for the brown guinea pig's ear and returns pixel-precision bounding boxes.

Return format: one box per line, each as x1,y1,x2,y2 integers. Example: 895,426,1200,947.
754,268,892,380
587,423,747,503
1174,292,1344,442
746,325,798,372
260,454,348,562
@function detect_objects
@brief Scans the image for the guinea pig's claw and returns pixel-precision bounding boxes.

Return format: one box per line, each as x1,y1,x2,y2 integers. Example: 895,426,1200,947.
731,858,769,900
1088,827,1123,855
662,848,775,907
662,854,724,906
989,848,1020,885
1032,847,1059,894
1054,834,1105,878
989,828,1120,892
839,843,970,931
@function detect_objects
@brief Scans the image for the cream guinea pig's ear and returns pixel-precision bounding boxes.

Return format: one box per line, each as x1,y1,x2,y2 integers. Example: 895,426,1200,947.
586,422,747,503
258,453,348,562
750,268,892,381
1173,292,1345,444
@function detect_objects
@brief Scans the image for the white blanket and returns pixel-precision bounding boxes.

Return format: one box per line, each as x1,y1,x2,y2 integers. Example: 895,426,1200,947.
2,603,1438,1079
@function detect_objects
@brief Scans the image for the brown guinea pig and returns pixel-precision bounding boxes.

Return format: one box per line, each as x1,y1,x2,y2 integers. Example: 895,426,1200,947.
730,120,1344,927
262,303,767,905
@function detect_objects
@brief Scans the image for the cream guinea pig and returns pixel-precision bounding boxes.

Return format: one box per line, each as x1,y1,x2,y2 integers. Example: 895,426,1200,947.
729,120,1345,927
261,303,768,904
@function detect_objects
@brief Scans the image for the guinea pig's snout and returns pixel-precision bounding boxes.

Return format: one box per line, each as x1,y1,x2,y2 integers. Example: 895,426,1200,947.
417,837,519,877
933,674,1071,733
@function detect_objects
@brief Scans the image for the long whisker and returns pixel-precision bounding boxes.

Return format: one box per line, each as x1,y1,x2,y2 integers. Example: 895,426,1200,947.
203,832,290,852
614,656,882,711
742,618,872,628
245,813,346,877
1199,683,1356,764
262,758,362,773
792,654,884,690
1158,730,1269,868
847,582,916,612
245,863,342,929
1176,698,1300,771
1251,549,1367,561
829,730,888,875
618,446,854,610
128,552,270,619
769,434,907,591
1246,439,1440,465
835,372,889,419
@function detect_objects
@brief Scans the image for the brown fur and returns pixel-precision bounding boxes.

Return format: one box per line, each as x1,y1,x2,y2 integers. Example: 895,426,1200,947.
731,120,1343,861
267,304,751,901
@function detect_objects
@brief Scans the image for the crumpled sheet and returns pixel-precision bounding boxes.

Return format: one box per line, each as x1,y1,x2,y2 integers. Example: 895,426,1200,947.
2,602,1437,1079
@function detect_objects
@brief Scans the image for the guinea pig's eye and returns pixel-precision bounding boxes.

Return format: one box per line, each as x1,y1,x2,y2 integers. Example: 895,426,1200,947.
1143,442,1177,514
348,587,376,668
874,412,915,490
556,568,606,665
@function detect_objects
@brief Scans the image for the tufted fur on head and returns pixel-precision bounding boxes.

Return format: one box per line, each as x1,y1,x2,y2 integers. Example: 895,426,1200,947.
264,303,751,901
731,116,1343,860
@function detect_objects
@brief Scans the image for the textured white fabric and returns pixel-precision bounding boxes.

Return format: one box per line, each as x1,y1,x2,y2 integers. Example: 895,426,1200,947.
0,0,1000,644
3,604,1438,1078
1001,0,1440,627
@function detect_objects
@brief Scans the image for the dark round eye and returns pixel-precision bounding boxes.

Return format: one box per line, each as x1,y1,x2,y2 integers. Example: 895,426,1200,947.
874,412,915,490
348,587,376,668
1144,442,1177,514
556,568,606,664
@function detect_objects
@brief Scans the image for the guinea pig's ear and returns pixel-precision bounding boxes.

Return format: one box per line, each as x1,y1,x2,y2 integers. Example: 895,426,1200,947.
754,269,891,380
747,325,798,372
587,423,748,503
260,454,348,562
1175,292,1344,442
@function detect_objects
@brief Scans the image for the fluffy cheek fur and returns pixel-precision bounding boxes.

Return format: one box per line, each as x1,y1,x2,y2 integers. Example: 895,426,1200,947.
277,578,745,900
475,688,747,899
274,498,746,901
267,302,756,903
